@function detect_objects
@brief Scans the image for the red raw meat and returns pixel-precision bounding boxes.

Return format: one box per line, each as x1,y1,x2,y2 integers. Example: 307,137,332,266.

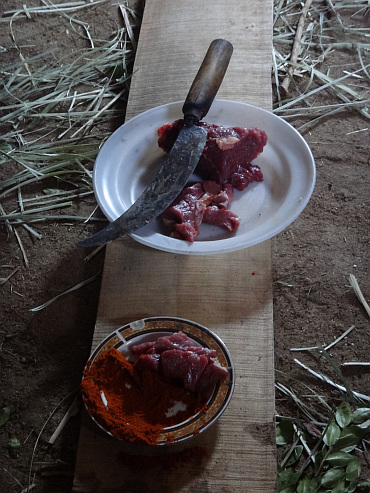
190,347,217,359
203,206,241,231
131,340,156,354
132,331,215,357
137,353,161,371
160,183,204,242
195,362,230,400
132,331,228,400
161,181,240,242
161,350,209,392
158,120,266,191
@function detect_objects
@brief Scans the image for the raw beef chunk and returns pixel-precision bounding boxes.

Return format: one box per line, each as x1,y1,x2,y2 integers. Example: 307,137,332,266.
158,120,266,191
136,352,161,371
161,181,241,242
132,331,216,359
132,331,228,400
161,183,205,242
194,362,230,400
161,350,209,392
203,206,241,232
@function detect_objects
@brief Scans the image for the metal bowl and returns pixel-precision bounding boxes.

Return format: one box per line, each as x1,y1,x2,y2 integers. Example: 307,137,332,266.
82,316,235,445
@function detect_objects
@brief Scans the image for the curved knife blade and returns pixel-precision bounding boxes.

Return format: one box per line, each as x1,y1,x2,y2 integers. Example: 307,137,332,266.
78,38,233,248
77,123,207,248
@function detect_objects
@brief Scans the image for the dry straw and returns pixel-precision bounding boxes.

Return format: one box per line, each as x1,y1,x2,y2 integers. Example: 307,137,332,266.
0,1,139,256
273,0,370,129
1,0,369,260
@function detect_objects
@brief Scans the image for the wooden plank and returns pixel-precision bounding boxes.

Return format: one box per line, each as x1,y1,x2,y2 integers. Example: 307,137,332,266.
73,0,275,491
127,0,272,115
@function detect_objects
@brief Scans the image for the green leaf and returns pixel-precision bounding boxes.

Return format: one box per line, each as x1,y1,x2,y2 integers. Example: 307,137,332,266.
332,425,368,453
331,480,347,493
284,445,304,467
106,63,126,80
325,451,356,466
277,468,302,491
336,402,352,428
0,406,11,427
297,477,319,493
8,437,20,458
323,421,341,446
320,468,346,489
276,420,295,445
357,418,370,430
347,486,358,493
346,458,361,483
351,408,370,424
314,448,326,475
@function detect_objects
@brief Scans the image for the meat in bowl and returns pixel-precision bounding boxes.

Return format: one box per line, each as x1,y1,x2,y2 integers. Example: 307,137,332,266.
81,322,234,446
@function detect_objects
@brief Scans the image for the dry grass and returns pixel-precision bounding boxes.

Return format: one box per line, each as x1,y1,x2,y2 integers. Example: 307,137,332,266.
0,0,368,249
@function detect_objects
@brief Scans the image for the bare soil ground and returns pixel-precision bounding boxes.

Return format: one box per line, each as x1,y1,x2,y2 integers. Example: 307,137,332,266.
0,2,369,492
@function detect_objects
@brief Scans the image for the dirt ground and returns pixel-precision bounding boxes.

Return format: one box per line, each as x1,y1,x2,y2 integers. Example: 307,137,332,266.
0,2,369,492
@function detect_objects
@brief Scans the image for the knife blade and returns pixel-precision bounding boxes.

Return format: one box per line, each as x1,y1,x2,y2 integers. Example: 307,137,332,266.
78,38,233,248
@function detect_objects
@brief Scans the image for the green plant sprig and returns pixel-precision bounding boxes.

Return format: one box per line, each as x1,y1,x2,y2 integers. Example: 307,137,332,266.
277,401,370,492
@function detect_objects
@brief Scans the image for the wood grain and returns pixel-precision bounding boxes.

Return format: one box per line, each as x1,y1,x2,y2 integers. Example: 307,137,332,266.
73,0,276,491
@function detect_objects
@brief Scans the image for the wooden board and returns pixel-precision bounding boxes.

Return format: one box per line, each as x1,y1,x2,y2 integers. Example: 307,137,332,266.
73,1,276,491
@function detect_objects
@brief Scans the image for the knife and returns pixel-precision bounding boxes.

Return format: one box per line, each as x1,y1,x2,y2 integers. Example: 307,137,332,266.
77,38,233,248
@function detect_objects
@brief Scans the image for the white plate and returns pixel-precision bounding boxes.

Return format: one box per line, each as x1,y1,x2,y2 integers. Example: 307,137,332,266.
93,100,315,255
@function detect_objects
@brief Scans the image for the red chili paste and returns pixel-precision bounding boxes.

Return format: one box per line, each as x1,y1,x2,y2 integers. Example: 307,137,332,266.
81,348,207,445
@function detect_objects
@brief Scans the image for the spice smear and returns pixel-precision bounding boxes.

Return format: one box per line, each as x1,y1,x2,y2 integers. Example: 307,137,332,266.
81,348,207,445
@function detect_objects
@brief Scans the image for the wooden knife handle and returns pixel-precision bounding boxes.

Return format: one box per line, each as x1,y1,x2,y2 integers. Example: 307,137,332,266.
182,39,233,123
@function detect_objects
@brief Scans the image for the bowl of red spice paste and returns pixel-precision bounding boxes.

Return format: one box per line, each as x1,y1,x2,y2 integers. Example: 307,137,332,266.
81,317,235,446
